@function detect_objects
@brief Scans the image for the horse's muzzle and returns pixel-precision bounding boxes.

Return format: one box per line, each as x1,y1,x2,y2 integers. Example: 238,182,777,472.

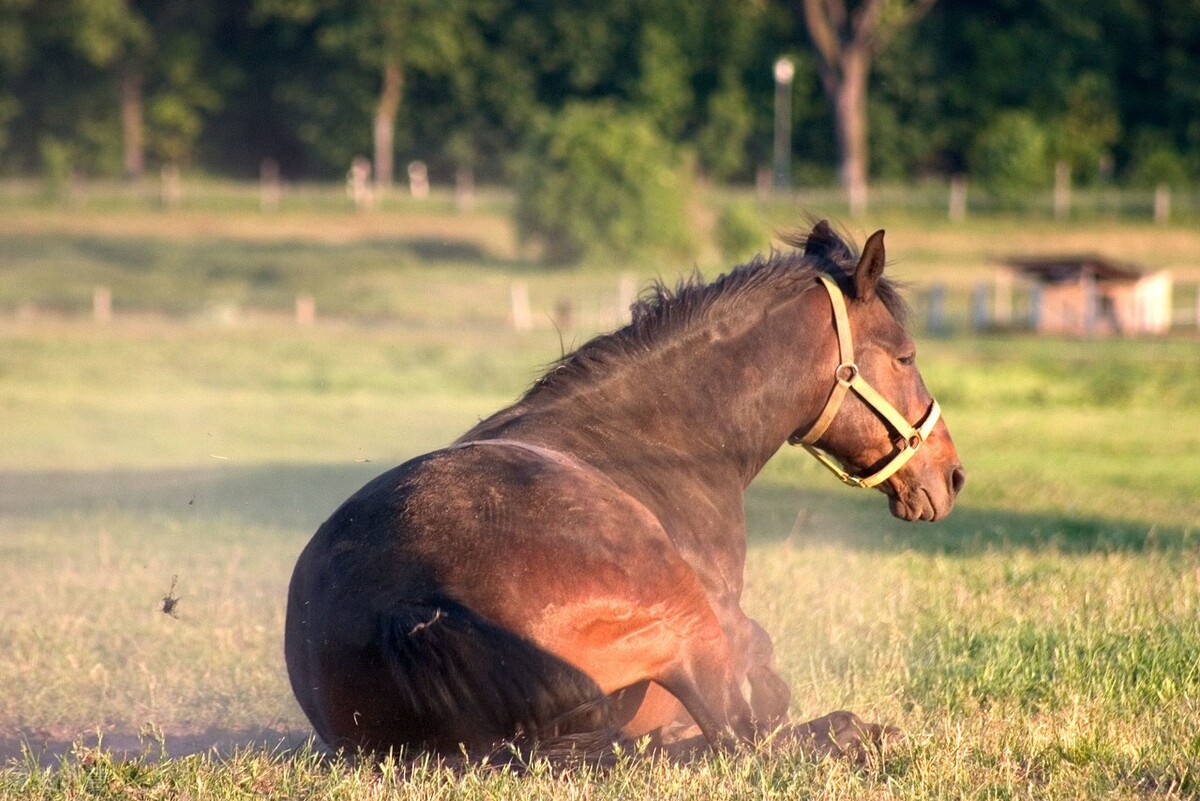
886,462,964,522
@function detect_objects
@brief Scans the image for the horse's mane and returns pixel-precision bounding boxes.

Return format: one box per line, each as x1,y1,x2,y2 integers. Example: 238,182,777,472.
522,224,908,403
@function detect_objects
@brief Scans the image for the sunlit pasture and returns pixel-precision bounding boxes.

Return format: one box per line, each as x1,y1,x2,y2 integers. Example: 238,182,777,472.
1,197,1198,798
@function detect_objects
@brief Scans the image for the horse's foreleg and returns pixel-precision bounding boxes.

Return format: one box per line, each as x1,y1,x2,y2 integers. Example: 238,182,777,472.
787,710,904,766
745,619,791,728
654,631,759,752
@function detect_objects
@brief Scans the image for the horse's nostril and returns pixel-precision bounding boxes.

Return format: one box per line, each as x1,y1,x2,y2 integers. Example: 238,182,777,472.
950,466,966,495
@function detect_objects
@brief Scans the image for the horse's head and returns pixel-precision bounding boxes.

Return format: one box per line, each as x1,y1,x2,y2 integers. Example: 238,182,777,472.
790,221,965,522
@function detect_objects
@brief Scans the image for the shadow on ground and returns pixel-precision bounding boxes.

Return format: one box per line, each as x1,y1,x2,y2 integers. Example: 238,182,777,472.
0,461,383,532
745,479,1195,554
2,461,1190,555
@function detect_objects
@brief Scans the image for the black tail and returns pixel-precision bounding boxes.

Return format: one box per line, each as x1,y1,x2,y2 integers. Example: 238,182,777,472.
375,598,629,765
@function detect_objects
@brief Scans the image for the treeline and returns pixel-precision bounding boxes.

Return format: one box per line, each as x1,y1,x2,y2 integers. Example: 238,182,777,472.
2,0,1198,193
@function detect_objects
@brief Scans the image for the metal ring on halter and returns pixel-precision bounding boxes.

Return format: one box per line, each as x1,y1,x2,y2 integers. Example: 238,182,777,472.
835,363,858,385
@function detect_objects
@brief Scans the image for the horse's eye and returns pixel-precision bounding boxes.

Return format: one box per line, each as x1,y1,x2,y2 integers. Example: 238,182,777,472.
897,354,916,367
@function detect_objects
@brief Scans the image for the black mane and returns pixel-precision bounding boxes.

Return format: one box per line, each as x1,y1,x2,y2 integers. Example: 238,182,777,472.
523,227,908,402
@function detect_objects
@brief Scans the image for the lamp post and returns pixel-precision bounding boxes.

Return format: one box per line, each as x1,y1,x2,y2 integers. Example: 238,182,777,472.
773,57,795,193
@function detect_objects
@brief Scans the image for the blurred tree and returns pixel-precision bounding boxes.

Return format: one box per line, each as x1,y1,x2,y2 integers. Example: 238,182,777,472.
1125,129,1189,188
0,2,122,176
88,0,151,178
927,0,1158,180
1109,0,1200,181
2,0,1198,190
1049,72,1120,184
633,24,693,138
0,0,229,179
514,102,694,264
257,0,470,188
969,109,1050,207
696,67,754,181
798,0,935,212
866,16,944,179
134,1,228,171
0,0,37,155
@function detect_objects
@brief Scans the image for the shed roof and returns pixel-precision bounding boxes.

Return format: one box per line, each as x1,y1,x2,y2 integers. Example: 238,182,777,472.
998,254,1145,284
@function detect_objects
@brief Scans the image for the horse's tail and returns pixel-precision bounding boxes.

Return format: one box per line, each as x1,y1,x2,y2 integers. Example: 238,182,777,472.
376,597,630,767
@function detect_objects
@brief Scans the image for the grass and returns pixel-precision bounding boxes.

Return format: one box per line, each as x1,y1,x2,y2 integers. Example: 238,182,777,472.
1,200,1199,798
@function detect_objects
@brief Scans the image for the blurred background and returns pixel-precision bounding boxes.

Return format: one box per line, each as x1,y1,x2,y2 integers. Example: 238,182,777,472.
3,0,1200,201
2,0,1199,325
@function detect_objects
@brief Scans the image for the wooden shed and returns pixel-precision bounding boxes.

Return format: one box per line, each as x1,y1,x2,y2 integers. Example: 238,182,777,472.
995,255,1172,336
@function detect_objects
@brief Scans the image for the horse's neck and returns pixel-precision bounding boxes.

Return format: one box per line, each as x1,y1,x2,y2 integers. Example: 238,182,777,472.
501,287,829,487
462,289,829,599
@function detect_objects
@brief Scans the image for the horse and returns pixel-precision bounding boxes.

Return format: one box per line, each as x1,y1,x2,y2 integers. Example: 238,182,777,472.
284,220,965,765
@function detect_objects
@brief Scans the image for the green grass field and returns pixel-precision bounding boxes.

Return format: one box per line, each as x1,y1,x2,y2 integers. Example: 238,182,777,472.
1,196,1199,798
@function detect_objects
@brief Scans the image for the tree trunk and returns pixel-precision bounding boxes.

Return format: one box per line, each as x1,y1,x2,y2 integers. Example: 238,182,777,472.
836,49,869,217
119,62,144,180
373,59,403,188
801,0,935,217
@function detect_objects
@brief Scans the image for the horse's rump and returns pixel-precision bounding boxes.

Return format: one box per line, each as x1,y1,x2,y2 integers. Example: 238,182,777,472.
298,594,626,759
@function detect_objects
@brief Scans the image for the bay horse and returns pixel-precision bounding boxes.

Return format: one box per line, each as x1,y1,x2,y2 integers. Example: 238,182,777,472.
285,221,965,764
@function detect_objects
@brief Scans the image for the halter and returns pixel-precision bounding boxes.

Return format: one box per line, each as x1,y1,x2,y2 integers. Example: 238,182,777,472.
795,274,941,489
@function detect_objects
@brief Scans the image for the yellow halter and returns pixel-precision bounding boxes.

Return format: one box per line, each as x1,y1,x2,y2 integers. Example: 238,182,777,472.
796,274,941,489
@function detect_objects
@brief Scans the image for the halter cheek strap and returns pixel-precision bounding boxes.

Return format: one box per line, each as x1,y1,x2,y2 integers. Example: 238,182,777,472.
796,274,941,489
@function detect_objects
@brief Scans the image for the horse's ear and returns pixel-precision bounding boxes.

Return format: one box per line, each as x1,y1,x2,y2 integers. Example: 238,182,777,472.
854,229,886,301
804,220,838,259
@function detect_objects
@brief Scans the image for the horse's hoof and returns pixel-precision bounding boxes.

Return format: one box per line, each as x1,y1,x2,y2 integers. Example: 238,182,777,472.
790,710,903,767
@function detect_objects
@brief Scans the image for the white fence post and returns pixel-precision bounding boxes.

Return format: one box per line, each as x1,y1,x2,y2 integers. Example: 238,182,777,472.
510,281,532,331
1053,160,1070,220
455,166,475,213
161,164,182,210
407,160,430,199
260,158,282,212
949,175,967,222
93,286,112,323
1154,183,1171,223
295,293,315,326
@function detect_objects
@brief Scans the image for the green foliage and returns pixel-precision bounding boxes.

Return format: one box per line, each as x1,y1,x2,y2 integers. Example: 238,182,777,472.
867,21,943,179
713,201,766,264
36,136,72,198
632,24,693,138
696,68,753,181
1124,129,1191,188
969,110,1052,208
4,0,1200,187
62,0,151,67
513,102,696,264
1048,72,1121,184
147,35,223,166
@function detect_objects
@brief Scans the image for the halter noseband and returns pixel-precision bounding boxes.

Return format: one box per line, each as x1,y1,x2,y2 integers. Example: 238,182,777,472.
796,274,941,489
